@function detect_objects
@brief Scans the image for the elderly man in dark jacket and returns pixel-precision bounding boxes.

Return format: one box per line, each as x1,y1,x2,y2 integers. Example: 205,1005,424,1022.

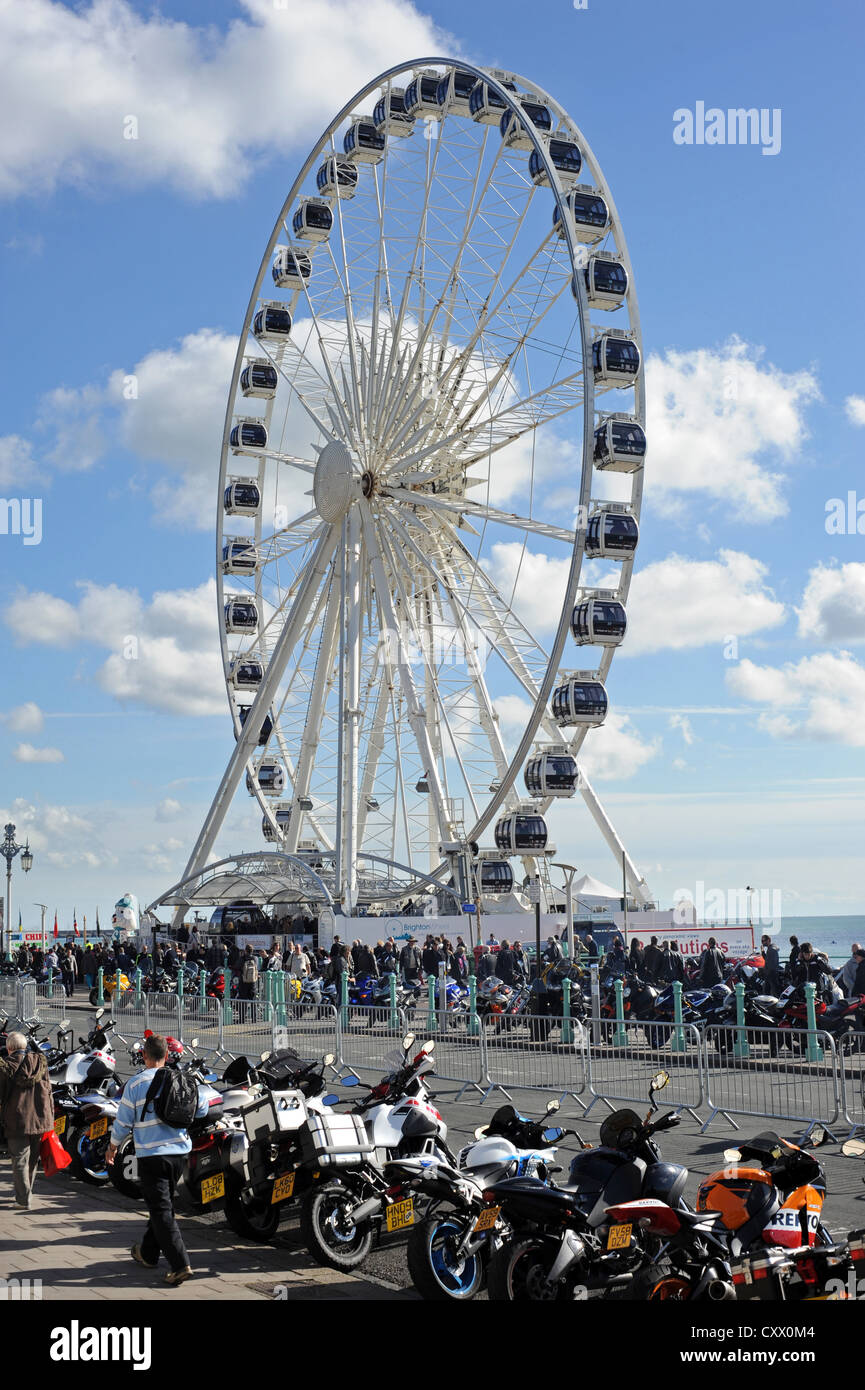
0,1034,55,1208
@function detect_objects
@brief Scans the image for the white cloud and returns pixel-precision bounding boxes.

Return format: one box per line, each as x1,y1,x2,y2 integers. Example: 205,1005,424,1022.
798,563,865,644
669,713,694,745
4,702,44,734
485,543,571,636
624,550,786,656
0,0,450,199
13,743,64,763
578,712,659,781
4,579,224,716
645,339,820,521
726,652,865,746
155,797,183,822
493,694,535,736
844,395,865,427
0,434,44,489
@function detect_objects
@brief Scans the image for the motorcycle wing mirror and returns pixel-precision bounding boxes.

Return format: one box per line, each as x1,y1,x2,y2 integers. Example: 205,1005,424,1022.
543,1127,564,1144
474,1126,489,1140
322,1093,340,1107
259,1051,271,1062
545,1098,561,1115
94,1008,105,1020
402,1032,416,1052
649,1070,670,1094
841,1137,865,1157
322,1053,335,1067
340,1074,361,1087
59,1019,70,1030
190,1038,199,1049
723,1147,743,1164
421,1040,436,1055
807,1123,827,1147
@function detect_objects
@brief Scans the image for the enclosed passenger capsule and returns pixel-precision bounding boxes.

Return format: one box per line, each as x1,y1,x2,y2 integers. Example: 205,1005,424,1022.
585,507,639,559
254,303,293,339
240,359,278,399
237,705,274,746
343,117,385,163
405,70,443,118
222,539,257,575
224,597,259,634
494,809,549,853
593,415,646,473
583,254,628,310
552,186,610,244
229,654,264,690
592,333,641,385
571,597,627,647
292,199,333,242
244,761,285,796
261,804,292,841
476,858,515,894
500,98,552,150
468,76,516,124
529,139,582,186
373,88,414,136
272,247,310,291
224,478,261,517
524,751,580,798
316,155,358,199
436,68,477,115
230,419,268,452
551,677,608,727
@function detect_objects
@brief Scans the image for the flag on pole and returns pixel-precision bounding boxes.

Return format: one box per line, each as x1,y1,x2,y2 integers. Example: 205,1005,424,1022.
96,908,102,939
73,907,80,938
53,911,58,939
83,913,87,946
17,909,22,930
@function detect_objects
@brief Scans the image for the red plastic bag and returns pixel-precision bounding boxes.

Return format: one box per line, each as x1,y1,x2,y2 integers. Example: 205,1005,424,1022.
40,1129,73,1177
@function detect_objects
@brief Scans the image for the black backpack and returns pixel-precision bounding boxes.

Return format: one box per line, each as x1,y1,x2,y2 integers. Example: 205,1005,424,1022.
143,1067,199,1128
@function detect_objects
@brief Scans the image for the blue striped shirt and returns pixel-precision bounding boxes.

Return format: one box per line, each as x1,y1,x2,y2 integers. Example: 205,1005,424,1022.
110,1067,210,1157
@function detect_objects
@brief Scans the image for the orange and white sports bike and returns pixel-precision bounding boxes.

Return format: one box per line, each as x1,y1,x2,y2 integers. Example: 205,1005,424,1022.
605,1130,833,1301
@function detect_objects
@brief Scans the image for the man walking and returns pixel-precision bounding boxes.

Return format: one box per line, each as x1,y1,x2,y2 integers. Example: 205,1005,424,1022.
0,1032,54,1209
107,1033,207,1285
698,937,726,986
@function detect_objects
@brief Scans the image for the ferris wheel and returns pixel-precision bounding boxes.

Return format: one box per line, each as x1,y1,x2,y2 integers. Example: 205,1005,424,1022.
183,58,653,917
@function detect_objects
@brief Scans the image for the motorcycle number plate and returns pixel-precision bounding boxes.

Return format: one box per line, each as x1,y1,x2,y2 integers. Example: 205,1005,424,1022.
271,1171,296,1204
54,1116,66,1136
385,1197,414,1232
201,1173,225,1204
473,1205,500,1233
88,1117,108,1140
606,1222,632,1250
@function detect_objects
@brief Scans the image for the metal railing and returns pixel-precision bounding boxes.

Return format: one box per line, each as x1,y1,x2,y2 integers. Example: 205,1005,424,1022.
839,1031,865,1130
701,1026,840,1133
482,1012,588,1107
584,1019,705,1117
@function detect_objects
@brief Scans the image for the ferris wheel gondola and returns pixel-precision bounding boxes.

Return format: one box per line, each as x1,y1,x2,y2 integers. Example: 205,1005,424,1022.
177,57,650,917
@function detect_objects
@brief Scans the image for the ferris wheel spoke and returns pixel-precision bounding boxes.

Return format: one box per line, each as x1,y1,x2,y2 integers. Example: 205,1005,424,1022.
386,486,575,545
355,661,391,849
282,576,341,853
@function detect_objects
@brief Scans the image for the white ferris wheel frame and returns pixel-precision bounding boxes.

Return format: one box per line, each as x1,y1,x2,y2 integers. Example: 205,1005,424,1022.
176,56,651,921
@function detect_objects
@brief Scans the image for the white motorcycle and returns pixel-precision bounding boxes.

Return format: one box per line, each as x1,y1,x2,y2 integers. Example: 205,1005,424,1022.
50,1011,124,1184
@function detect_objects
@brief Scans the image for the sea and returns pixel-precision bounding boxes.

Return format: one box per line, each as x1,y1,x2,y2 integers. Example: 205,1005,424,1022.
760,915,865,968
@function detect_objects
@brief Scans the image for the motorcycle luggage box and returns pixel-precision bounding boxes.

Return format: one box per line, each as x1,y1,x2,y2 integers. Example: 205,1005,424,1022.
300,1112,373,1168
240,1091,278,1144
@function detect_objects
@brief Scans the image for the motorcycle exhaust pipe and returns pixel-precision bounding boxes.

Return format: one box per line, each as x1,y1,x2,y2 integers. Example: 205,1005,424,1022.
707,1279,737,1301
352,1197,383,1223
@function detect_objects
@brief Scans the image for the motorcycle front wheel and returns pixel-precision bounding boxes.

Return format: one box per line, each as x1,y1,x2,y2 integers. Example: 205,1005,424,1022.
487,1239,570,1302
407,1213,486,1301
299,1182,375,1271
224,1187,282,1242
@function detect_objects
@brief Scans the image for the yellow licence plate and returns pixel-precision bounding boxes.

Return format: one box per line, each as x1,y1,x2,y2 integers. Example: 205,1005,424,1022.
54,1116,66,1136
606,1222,632,1250
271,1171,296,1204
473,1206,501,1233
385,1197,414,1232
88,1117,108,1140
201,1173,225,1204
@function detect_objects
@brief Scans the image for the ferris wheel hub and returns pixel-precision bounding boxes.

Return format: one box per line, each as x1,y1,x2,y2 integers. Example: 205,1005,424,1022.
313,439,358,522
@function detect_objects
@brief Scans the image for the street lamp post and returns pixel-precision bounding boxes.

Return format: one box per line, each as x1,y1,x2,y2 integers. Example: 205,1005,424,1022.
552,862,579,960
34,903,48,953
2,824,33,959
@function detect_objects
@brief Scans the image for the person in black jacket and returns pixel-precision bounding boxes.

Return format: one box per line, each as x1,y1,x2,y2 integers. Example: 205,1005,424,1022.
628,939,644,976
422,938,443,978
355,942,379,978
665,941,685,983
641,936,662,983
495,940,516,985
399,939,421,984
851,949,865,997
698,938,726,986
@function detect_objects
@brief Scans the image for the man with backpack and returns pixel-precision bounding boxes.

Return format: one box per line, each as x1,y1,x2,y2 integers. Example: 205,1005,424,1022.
239,945,259,1000
107,1033,208,1285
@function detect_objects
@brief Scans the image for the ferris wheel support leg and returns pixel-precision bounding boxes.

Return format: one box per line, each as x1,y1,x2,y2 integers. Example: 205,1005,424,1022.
576,768,654,909
339,510,363,914
171,526,339,928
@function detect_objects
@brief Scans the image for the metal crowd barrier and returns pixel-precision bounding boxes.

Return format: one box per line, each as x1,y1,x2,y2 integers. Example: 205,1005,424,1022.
481,1013,588,1107
584,1019,705,1118
272,1003,340,1065
701,1026,840,1134
335,1003,412,1079
840,1032,865,1130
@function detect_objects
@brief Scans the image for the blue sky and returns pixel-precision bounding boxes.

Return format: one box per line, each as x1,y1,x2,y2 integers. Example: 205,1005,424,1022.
1,0,863,928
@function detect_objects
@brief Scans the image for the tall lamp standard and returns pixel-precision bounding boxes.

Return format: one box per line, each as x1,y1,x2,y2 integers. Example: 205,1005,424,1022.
552,862,579,961
34,903,48,952
2,824,33,959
